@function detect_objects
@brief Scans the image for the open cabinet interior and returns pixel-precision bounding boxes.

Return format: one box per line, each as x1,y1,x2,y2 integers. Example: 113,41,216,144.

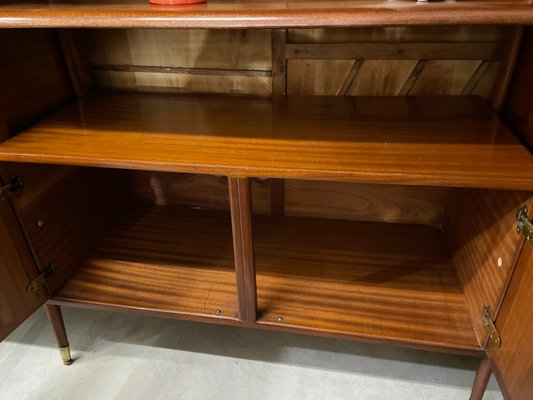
1,21,533,399
2,161,531,356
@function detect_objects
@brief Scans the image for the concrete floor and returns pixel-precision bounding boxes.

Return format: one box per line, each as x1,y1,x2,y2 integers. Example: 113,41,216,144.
0,307,502,400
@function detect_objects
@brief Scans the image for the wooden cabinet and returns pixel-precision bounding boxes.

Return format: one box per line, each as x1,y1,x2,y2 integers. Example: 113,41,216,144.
0,2,532,398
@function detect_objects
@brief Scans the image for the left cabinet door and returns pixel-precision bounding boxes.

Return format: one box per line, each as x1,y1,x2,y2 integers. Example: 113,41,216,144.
0,192,47,341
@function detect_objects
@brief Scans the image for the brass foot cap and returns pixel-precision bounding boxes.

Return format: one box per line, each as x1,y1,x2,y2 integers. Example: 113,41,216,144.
63,359,73,366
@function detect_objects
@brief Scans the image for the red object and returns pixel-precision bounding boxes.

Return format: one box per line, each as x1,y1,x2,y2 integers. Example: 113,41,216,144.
149,0,206,4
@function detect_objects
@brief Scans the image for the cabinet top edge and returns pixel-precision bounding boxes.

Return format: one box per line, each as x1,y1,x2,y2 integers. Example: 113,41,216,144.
0,1,533,29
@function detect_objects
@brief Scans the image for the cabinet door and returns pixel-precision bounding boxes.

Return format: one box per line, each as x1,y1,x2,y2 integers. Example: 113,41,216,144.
487,210,533,399
0,193,47,341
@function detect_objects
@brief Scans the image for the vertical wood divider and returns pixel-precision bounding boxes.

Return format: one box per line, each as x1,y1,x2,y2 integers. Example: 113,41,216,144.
228,177,257,322
489,26,524,113
270,29,287,217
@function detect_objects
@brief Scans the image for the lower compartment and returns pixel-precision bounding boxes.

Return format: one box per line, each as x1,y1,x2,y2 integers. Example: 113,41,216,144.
51,201,480,354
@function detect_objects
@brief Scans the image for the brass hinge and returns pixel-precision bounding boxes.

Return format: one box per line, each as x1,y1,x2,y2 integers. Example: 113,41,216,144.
27,264,55,293
0,175,23,201
516,207,533,245
482,305,501,348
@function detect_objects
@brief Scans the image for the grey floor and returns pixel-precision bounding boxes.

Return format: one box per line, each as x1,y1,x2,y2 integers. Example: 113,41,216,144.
0,307,502,400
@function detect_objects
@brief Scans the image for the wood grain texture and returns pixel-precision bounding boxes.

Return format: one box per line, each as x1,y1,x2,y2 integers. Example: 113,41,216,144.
0,29,73,135
0,181,46,341
57,29,92,98
228,178,257,322
44,304,69,348
288,26,508,43
1,92,532,190
254,215,480,354
2,164,129,294
489,233,533,400
53,205,238,320
285,180,448,225
129,171,270,214
444,189,532,346
503,28,533,149
271,29,287,96
86,29,271,95
1,1,532,28
489,26,524,113
470,358,492,400
286,42,503,60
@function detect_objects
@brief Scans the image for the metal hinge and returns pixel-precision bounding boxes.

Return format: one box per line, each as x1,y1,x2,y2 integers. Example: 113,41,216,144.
482,305,501,348
516,207,533,245
0,175,23,201
27,264,55,293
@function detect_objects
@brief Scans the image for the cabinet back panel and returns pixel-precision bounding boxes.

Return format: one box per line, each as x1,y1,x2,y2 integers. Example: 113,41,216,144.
444,189,532,346
1,164,129,293
128,172,448,225
0,30,73,136
84,26,506,97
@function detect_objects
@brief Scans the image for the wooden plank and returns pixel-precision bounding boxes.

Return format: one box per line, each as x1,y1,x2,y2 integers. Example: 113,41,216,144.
488,235,533,400
337,60,363,95
271,29,287,96
254,215,480,354
94,70,271,95
288,26,508,43
129,171,271,214
350,59,417,96
286,42,504,60
228,178,257,322
0,29,73,134
2,164,129,293
124,29,271,71
460,61,492,95
92,63,271,77
287,60,353,95
408,60,482,95
444,189,532,346
285,181,448,225
398,60,428,96
57,29,92,98
489,26,524,113
1,92,533,190
0,178,47,341
53,205,239,320
503,28,533,149
1,1,533,29
269,179,285,217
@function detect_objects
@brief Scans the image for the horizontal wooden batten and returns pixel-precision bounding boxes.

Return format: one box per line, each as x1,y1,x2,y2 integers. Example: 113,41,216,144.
286,42,504,60
53,205,239,320
0,1,532,28
1,91,532,190
92,63,272,78
253,215,480,354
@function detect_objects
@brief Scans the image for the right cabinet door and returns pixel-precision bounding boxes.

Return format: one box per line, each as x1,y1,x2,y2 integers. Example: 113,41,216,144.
487,217,533,400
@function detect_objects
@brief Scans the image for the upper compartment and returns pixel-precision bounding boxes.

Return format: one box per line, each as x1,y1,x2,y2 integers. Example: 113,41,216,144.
0,0,533,28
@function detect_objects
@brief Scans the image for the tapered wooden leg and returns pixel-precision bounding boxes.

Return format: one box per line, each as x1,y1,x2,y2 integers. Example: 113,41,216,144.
44,304,73,365
470,358,491,400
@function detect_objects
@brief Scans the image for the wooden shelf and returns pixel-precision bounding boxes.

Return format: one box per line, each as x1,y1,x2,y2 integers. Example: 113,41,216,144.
0,0,532,28
1,91,532,190
54,203,479,354
53,205,239,321
253,215,480,354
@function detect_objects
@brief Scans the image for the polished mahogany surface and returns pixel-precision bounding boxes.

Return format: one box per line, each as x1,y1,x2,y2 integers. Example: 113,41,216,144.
53,205,239,321
53,203,480,354
0,0,532,28
254,215,480,353
0,91,532,190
